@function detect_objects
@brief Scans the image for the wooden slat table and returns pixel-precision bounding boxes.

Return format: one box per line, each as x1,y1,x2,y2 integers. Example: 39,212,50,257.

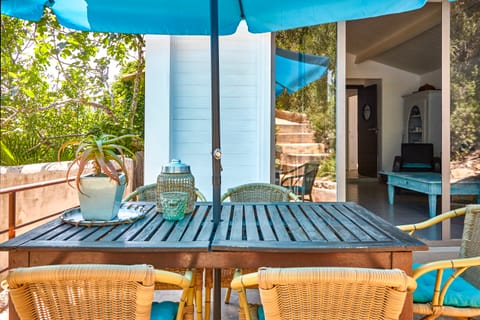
0,202,215,320
2,202,215,267
211,202,427,320
1,201,426,320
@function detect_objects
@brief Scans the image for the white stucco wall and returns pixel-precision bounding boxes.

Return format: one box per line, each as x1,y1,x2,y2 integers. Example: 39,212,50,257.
346,53,422,170
145,23,272,200
144,29,443,192
420,69,442,89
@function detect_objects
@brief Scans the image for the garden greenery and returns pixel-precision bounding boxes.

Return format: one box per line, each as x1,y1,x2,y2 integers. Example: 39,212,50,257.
1,12,145,165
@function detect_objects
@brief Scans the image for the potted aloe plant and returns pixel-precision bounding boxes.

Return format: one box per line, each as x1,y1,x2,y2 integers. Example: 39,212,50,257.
59,133,138,221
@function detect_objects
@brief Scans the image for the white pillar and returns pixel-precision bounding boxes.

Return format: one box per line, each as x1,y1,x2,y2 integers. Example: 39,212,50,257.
144,35,172,184
441,0,451,239
336,21,347,201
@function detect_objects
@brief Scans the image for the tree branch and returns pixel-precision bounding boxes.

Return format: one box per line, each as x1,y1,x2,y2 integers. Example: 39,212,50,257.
129,35,145,131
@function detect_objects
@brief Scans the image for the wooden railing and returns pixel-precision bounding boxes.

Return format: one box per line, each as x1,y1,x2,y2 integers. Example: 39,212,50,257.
0,177,75,239
0,177,77,275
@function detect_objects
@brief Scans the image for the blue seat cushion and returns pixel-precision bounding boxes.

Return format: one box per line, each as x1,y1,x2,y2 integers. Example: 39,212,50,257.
413,263,480,308
258,305,265,320
403,163,432,169
292,186,305,193
150,301,178,320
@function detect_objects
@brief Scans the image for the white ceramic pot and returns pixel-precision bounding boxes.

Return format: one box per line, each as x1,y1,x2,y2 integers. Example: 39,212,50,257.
78,174,126,221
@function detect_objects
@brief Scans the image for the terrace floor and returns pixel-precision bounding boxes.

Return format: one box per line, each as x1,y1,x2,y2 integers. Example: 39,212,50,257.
346,175,467,240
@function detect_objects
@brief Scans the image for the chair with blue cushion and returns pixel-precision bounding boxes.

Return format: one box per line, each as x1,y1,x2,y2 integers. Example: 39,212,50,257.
125,183,206,320
392,143,441,173
4,264,195,320
231,267,416,320
204,183,299,319
398,204,480,319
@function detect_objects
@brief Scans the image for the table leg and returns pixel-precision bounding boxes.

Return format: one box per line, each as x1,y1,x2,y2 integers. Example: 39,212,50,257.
214,268,221,320
387,184,395,205
428,194,437,218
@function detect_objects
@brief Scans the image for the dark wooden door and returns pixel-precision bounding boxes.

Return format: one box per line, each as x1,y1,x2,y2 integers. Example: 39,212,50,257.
357,84,378,177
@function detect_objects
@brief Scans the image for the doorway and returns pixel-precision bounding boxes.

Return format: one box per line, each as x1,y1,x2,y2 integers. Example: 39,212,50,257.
347,82,380,178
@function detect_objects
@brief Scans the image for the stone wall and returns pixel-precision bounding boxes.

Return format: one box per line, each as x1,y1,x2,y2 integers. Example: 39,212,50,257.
275,109,308,123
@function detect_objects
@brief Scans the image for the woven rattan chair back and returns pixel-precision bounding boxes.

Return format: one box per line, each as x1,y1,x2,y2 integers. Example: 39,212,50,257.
233,267,415,320
6,264,156,320
124,183,207,202
460,204,480,288
6,264,196,320
221,182,299,202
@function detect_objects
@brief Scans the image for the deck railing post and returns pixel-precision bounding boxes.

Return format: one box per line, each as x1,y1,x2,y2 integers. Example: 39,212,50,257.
1,176,76,239
8,191,16,239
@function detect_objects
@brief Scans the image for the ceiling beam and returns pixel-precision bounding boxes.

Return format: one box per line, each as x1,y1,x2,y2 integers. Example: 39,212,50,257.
354,5,441,64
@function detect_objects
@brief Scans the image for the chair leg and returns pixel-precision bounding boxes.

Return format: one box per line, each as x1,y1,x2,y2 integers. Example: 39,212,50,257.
204,289,211,320
181,271,196,320
195,270,203,320
204,269,212,320
224,287,232,304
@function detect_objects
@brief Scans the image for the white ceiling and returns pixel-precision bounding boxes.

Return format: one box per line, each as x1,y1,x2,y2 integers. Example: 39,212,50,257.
346,3,442,75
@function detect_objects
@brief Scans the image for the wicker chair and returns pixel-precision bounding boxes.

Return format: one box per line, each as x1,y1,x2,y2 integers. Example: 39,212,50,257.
203,183,298,319
231,267,416,320
124,184,206,320
124,183,207,202
397,204,480,319
280,161,319,201
4,264,195,320
220,182,299,202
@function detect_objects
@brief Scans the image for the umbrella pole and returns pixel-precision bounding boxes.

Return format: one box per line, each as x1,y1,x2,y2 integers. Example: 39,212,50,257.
210,0,222,319
210,0,221,225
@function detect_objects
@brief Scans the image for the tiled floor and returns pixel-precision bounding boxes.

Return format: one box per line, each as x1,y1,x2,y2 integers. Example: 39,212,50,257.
346,177,466,240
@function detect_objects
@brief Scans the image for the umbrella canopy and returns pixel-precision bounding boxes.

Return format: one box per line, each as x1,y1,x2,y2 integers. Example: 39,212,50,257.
275,48,329,96
3,0,428,35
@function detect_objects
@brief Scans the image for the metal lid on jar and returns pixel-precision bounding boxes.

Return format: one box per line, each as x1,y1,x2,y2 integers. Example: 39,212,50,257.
161,159,191,174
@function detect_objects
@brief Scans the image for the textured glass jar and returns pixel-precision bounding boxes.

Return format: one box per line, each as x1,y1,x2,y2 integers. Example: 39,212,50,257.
157,160,196,213
159,191,187,220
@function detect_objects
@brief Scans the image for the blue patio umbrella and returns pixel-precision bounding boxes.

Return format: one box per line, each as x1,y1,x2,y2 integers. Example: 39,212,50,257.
2,0,429,36
275,48,329,96
2,1,430,317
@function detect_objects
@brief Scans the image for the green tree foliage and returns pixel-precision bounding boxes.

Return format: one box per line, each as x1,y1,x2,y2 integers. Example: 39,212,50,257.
276,25,337,179
1,12,145,165
450,0,480,160
276,25,337,146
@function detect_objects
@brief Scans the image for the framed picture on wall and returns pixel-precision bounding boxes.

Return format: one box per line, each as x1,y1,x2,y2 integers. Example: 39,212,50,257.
362,104,372,121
